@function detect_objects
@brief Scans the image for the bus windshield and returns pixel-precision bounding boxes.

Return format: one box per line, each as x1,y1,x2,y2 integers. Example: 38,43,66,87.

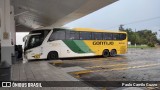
24,29,50,50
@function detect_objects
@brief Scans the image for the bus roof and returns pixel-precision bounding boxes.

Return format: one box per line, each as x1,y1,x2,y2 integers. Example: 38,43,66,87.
72,28,127,34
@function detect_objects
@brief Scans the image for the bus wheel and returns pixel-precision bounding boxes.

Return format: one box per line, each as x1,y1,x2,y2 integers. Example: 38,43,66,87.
47,51,58,60
110,49,117,57
102,49,110,58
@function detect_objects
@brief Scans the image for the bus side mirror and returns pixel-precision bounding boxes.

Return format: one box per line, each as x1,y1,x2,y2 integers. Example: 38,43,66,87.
23,35,27,42
23,38,25,42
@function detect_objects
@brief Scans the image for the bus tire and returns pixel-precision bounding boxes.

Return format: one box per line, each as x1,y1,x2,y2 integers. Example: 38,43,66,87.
110,49,117,57
47,51,58,60
102,49,110,58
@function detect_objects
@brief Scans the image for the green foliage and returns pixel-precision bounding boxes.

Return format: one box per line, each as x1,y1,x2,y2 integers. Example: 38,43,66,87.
122,28,158,47
147,42,155,47
157,39,160,45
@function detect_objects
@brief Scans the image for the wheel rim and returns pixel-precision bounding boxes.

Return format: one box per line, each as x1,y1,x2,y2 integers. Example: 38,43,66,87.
103,50,109,57
48,52,58,60
104,52,108,56
111,50,116,56
51,54,56,59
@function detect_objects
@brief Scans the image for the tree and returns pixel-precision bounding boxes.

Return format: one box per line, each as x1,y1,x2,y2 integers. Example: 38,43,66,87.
122,28,158,47
119,24,125,31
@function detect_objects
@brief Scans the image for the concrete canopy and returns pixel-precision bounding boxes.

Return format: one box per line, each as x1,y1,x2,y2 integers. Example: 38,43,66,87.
11,0,118,32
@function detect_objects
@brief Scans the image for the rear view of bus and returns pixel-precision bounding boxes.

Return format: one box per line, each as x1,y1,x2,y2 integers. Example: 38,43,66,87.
24,28,127,60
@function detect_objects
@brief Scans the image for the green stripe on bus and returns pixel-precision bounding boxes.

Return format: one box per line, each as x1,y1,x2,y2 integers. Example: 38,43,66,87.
74,40,92,53
63,40,84,53
63,40,92,53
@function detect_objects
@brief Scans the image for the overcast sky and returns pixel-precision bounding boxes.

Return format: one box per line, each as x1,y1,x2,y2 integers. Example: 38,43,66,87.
64,0,160,37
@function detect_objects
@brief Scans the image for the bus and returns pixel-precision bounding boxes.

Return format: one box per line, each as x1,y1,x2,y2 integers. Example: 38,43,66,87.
23,28,127,60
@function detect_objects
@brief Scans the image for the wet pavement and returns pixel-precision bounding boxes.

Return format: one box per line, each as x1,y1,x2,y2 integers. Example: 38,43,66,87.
52,48,160,90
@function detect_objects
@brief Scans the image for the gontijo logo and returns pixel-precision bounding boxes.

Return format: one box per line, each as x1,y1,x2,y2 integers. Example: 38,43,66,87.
93,41,114,45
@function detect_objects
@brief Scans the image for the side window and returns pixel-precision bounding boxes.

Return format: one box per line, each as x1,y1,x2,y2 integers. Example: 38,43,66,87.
103,33,113,40
66,31,80,40
69,31,79,40
119,33,126,40
48,31,65,41
113,33,119,40
92,32,102,40
80,32,91,40
65,31,70,39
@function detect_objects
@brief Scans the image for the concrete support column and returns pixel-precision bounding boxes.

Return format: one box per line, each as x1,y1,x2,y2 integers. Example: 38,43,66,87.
0,0,15,65
10,6,16,45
